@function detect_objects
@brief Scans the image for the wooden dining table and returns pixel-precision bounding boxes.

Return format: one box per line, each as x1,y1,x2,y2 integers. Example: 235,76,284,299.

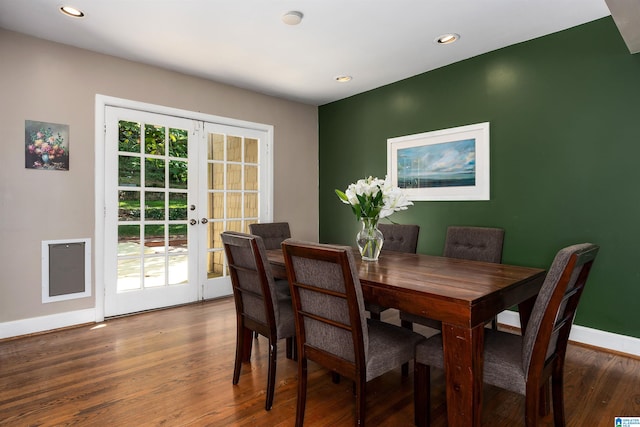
267,247,546,427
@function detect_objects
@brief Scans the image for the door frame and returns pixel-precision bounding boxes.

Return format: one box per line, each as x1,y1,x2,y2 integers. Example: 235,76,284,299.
94,94,274,322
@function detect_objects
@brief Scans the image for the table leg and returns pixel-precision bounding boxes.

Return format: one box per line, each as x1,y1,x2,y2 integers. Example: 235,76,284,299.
441,323,484,427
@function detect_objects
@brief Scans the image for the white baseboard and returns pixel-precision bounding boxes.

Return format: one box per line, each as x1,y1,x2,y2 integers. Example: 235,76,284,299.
2,309,638,359
0,309,96,340
497,311,640,358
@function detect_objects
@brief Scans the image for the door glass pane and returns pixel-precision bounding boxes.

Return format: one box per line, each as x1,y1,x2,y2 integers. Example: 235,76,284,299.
209,192,224,219
169,192,187,221
169,160,187,189
144,257,165,288
244,138,257,163
119,155,140,187
118,225,140,256
119,191,140,221
119,121,141,153
208,133,224,161
208,163,224,190
145,125,165,155
169,224,187,252
226,164,241,190
145,192,165,221
169,128,188,158
168,255,188,285
226,193,241,218
145,158,165,188
244,165,258,190
227,135,242,162
244,193,258,217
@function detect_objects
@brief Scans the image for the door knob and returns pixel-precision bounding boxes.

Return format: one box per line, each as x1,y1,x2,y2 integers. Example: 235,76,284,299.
189,219,197,225
201,218,208,224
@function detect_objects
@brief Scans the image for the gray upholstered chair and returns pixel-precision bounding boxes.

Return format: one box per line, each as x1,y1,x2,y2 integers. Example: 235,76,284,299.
221,231,296,411
282,240,425,427
248,222,292,338
413,243,599,427
366,223,420,321
249,222,291,250
400,226,504,331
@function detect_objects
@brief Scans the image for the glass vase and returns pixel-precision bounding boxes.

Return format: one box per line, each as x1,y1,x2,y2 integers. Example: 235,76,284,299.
357,216,384,261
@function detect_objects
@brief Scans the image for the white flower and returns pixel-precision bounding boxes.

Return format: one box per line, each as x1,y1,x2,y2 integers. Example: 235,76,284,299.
336,175,413,220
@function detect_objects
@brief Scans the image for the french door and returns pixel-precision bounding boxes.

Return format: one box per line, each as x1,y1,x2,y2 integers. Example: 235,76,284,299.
103,106,271,317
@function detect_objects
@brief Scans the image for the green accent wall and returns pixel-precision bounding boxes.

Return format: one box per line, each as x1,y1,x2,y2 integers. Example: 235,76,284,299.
318,17,640,338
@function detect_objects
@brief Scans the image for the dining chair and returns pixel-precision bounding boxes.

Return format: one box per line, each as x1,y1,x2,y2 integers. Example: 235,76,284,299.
366,223,420,321
248,222,292,339
221,231,296,411
413,243,599,427
282,240,426,427
249,222,291,250
400,225,504,331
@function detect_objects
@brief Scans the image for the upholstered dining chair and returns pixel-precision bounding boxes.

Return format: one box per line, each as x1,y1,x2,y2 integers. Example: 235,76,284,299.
282,240,425,427
366,223,420,321
400,226,504,331
221,231,296,411
248,222,292,339
413,243,599,427
249,222,291,250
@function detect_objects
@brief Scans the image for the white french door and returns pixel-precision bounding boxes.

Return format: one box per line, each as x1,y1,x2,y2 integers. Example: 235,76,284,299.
102,104,271,317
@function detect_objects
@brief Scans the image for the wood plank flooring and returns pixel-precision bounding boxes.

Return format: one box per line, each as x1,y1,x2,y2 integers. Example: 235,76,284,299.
1,298,639,426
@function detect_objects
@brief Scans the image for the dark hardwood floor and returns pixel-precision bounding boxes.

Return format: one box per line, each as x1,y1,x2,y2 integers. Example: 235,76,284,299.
1,298,639,426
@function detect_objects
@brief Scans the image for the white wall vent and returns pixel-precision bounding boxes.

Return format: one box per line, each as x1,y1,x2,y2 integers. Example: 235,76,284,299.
42,238,91,303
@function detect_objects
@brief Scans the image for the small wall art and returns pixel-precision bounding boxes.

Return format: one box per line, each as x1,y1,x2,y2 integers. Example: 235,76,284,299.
25,120,70,171
387,122,490,201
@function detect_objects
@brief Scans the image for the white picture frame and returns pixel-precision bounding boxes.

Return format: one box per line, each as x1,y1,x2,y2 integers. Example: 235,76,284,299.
387,122,490,201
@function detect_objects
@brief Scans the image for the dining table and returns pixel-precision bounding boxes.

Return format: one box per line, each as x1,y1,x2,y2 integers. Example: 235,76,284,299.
266,247,546,427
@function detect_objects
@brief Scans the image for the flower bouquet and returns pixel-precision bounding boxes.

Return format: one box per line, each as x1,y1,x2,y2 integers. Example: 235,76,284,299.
336,176,413,261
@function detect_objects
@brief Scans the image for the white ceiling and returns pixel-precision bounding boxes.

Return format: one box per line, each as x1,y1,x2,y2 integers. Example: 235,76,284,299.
0,0,614,106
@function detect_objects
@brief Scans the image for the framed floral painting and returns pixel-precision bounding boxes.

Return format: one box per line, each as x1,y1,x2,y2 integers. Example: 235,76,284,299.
25,120,70,171
387,122,490,201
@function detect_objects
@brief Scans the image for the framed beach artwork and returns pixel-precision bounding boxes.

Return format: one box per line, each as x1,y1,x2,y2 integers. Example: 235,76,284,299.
387,122,489,201
25,120,70,171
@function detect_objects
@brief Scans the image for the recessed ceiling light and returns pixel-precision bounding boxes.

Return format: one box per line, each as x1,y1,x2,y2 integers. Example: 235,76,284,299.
436,33,459,45
335,75,352,83
282,11,303,25
60,6,85,18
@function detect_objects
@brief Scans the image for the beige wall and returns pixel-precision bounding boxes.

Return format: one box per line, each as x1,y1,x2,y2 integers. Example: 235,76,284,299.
0,29,318,327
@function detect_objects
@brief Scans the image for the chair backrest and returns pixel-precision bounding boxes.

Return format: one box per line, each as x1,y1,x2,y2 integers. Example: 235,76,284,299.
378,223,420,253
248,222,291,250
443,226,504,263
522,243,599,380
282,240,369,372
221,231,281,337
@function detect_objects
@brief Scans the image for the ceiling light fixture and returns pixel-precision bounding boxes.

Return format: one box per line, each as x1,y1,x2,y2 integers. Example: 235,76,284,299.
335,75,352,83
436,33,459,45
60,5,85,18
282,11,303,25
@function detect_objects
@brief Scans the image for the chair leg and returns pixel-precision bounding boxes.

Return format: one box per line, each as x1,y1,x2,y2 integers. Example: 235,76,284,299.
355,378,366,426
295,357,308,427
524,386,540,427
401,361,409,377
401,320,414,331
551,369,566,427
332,371,341,384
265,339,278,411
414,362,430,427
370,312,381,321
286,337,293,360
400,320,413,377
233,323,245,385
